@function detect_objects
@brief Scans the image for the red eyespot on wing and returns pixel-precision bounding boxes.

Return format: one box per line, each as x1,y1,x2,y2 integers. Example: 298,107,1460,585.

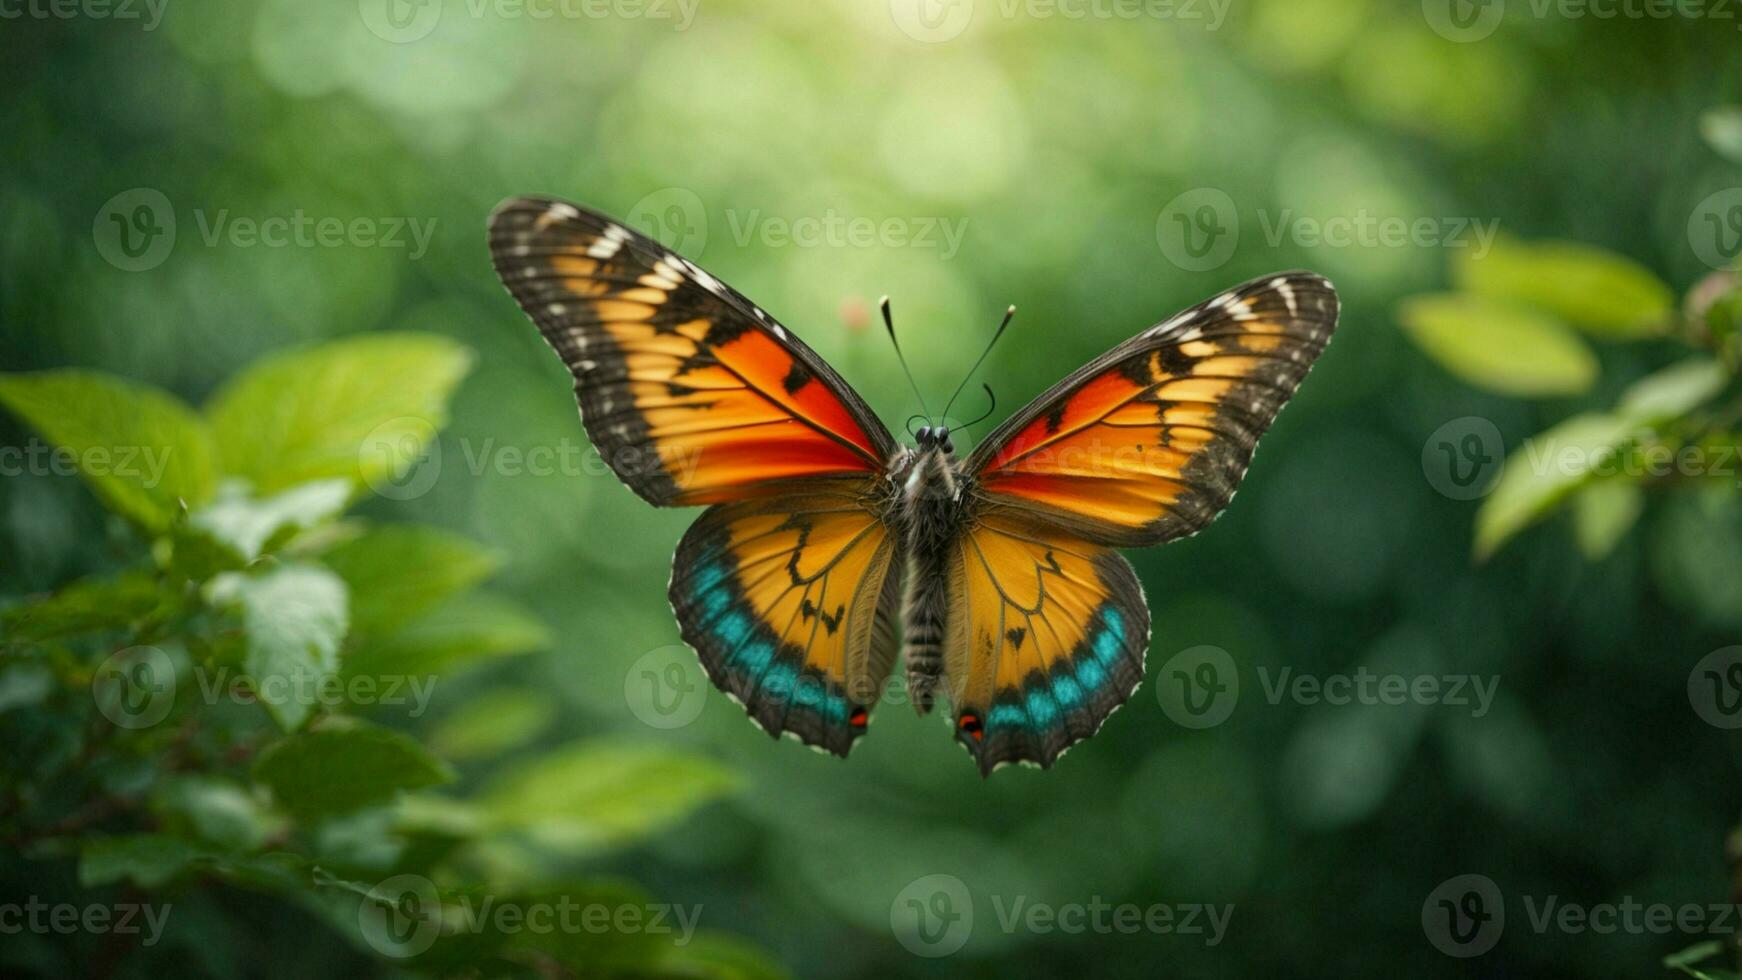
958,713,984,742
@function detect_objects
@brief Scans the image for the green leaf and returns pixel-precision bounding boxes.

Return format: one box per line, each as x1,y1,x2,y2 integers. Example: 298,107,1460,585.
477,740,738,856
1,570,162,642
431,689,556,760
1701,105,1742,164
252,719,454,820
1474,413,1638,561
153,775,281,852
80,833,215,888
204,333,472,494
1571,480,1643,561
320,525,500,636
189,478,353,563
1666,940,1728,970
0,370,217,530
1618,358,1731,424
1453,237,1675,336
1397,293,1598,397
208,563,349,731
344,592,547,680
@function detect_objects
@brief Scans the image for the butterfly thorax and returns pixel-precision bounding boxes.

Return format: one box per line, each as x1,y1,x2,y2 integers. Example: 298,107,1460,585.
891,442,973,716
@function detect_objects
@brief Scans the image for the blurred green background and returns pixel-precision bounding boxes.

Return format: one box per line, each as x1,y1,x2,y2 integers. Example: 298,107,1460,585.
5,1,1742,977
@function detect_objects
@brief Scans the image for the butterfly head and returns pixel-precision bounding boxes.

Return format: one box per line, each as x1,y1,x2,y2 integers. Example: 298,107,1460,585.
914,425,955,456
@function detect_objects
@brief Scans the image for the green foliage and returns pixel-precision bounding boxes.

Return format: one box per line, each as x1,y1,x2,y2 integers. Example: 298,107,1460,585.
476,741,739,856
1397,293,1598,396
1400,234,1741,561
0,337,761,978
0,371,217,531
252,720,453,819
204,333,472,494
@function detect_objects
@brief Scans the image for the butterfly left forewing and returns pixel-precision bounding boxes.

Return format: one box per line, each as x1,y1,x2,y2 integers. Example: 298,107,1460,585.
489,196,894,507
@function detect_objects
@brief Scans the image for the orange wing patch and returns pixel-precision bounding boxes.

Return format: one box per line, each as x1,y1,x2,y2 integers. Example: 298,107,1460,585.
490,198,893,507
970,272,1338,547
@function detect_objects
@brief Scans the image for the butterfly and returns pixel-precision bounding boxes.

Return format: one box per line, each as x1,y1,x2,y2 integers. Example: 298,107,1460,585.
487,196,1338,775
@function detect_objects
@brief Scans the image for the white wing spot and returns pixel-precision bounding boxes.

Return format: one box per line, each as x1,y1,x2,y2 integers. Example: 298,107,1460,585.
549,202,581,221
587,236,622,260
548,303,567,316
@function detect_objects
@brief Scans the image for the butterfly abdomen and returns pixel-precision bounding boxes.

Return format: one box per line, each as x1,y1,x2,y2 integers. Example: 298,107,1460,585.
897,447,966,715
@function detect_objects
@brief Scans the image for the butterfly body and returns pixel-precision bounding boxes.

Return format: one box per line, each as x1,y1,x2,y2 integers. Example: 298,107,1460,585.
488,196,1339,775
891,428,967,716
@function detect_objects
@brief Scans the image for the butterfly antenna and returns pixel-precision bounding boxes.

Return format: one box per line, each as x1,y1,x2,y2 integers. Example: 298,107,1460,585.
959,383,998,430
941,305,1016,422
881,296,933,423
